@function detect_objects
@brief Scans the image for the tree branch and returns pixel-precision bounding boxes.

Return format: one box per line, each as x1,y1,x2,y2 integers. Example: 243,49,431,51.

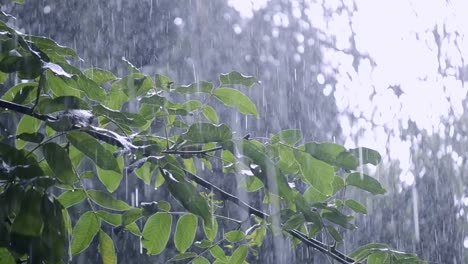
0,98,356,263
182,168,356,264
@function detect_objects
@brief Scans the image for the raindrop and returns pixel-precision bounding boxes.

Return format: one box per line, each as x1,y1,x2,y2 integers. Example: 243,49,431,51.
43,5,51,14
316,73,325,85
173,17,183,26
233,24,242,34
323,84,333,96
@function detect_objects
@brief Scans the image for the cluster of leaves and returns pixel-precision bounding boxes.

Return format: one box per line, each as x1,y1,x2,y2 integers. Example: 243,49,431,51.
0,9,425,264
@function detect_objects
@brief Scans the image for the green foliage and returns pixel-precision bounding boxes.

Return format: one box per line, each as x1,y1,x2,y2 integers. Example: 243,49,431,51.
0,10,425,264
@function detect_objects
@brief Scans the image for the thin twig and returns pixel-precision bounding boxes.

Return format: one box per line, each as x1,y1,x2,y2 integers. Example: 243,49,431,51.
182,169,356,264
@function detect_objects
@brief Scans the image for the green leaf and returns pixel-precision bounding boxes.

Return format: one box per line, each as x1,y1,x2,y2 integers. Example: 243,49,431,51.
345,199,368,214
271,129,302,145
239,176,264,192
295,151,335,196
66,131,120,173
93,104,146,128
219,71,258,87
1,82,37,104
99,230,117,264
142,212,172,255
122,208,143,226
58,189,86,208
44,70,82,98
326,226,343,243
368,252,390,264
349,243,389,261
0,248,15,264
112,73,153,99
95,211,122,226
203,218,218,242
176,81,213,94
335,151,359,170
0,142,44,179
283,212,305,230
346,173,386,195
203,105,219,123
11,189,43,236
15,115,41,149
35,95,89,114
210,246,227,261
322,209,355,230
214,88,259,117
182,100,203,112
193,256,210,264
349,147,382,166
42,142,78,184
140,94,166,107
71,211,100,255
84,68,117,85
303,142,346,166
134,162,154,185
303,186,329,203
28,35,78,61
87,190,132,211
16,132,44,143
174,214,198,253
160,165,212,226
178,123,232,146
154,73,172,91
229,245,248,264
224,230,245,243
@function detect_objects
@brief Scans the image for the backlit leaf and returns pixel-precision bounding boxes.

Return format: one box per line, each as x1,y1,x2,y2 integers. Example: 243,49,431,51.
142,212,172,255
219,71,258,87
346,173,386,195
87,190,131,211
214,88,258,117
71,211,100,255
174,214,198,253
58,189,86,208
99,230,117,264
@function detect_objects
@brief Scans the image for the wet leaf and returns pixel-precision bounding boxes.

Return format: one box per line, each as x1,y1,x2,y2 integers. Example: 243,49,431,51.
16,132,44,143
219,71,258,87
349,147,382,166
283,212,305,230
349,243,389,261
15,115,41,149
11,189,43,236
345,199,368,214
57,189,86,208
174,214,198,253
93,104,146,127
203,105,219,123
154,73,172,91
214,88,259,117
71,211,100,255
178,122,232,146
99,230,117,264
176,81,213,94
203,218,218,242
0,248,15,264
224,230,245,243
87,190,131,211
230,245,248,264
303,186,329,203
303,142,346,166
67,131,120,173
295,151,334,196
271,129,302,145
84,68,117,85
43,62,74,78
326,226,343,243
142,212,172,255
193,256,210,264
346,173,386,195
210,246,227,261
42,142,78,184
1,82,37,104
122,208,143,226
322,209,355,230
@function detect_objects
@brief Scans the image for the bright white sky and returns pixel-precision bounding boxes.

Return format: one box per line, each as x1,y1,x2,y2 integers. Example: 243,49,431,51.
229,0,468,186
